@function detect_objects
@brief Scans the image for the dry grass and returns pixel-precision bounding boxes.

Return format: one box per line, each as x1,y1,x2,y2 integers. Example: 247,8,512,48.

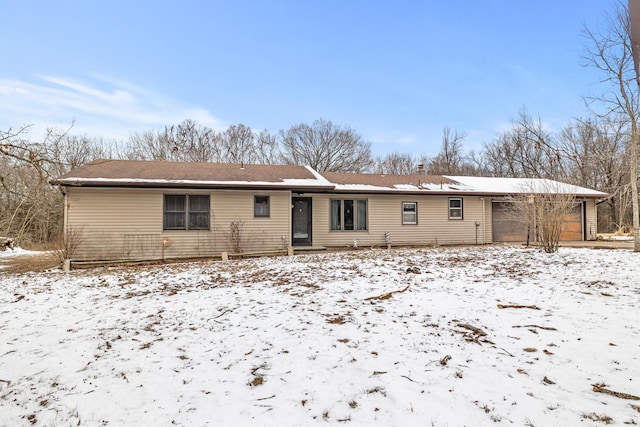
0,251,60,274
582,412,614,424
249,376,264,387
326,315,347,325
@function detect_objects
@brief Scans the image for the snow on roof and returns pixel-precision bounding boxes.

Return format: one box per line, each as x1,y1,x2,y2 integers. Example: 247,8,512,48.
329,182,472,193
445,176,609,197
321,172,607,197
320,171,468,193
50,160,608,197
54,177,334,188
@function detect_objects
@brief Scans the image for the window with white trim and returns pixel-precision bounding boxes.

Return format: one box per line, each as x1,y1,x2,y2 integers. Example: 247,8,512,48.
163,194,210,230
330,199,367,231
402,202,417,225
448,198,463,220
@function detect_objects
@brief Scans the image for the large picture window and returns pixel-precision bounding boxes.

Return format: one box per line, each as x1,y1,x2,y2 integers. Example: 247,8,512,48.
448,198,463,220
164,194,210,230
402,202,417,225
330,199,367,231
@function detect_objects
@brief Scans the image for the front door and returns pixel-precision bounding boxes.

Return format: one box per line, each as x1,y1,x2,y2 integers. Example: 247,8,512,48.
292,197,312,246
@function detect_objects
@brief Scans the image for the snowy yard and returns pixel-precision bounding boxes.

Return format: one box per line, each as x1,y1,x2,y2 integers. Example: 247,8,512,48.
1,245,639,426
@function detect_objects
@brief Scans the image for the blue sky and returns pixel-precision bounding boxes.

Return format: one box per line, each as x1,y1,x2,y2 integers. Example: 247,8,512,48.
0,0,614,156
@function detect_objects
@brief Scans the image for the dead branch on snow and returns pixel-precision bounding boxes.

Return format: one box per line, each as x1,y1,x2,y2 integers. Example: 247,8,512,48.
512,324,557,331
592,384,640,400
365,284,410,301
497,304,540,310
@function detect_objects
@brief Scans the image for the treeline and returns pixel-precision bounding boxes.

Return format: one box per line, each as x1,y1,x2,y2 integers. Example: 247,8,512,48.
0,111,632,245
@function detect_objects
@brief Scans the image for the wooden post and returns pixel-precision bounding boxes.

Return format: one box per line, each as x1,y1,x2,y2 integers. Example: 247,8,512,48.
287,247,294,256
221,251,228,261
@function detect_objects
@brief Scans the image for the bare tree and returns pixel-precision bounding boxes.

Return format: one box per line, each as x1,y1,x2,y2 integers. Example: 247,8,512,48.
1,125,55,181
126,120,282,165
466,150,491,176
254,130,280,165
46,134,114,177
127,119,220,162
279,118,372,172
172,119,221,162
559,116,629,231
426,127,466,175
0,124,81,244
125,130,160,160
222,123,255,164
507,182,578,253
583,0,640,250
372,152,421,174
482,111,565,179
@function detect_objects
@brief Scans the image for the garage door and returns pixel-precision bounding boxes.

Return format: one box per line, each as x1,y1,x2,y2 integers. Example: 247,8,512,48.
559,203,583,241
492,202,530,242
492,201,583,242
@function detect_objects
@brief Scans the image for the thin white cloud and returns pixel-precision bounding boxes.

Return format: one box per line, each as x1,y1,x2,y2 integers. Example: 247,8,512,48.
368,131,416,146
0,74,226,141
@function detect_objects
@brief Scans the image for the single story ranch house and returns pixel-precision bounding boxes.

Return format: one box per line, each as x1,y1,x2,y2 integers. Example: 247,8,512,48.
50,159,608,261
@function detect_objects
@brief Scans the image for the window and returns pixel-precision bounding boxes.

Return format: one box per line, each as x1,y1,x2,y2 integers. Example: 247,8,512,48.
356,199,367,231
164,195,186,230
330,199,367,231
402,202,417,225
254,195,270,217
164,194,210,230
344,200,354,230
188,195,210,230
330,200,341,231
448,198,463,220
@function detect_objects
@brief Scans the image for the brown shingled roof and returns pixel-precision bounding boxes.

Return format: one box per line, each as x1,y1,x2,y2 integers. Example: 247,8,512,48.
50,159,333,190
49,160,609,197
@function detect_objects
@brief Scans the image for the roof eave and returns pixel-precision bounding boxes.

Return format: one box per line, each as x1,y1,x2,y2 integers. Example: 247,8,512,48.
51,180,335,192
323,188,609,198
49,180,610,198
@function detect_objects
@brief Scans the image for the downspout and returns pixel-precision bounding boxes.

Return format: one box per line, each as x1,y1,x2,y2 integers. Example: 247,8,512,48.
481,197,486,244
62,187,70,271
288,191,292,249
62,187,68,239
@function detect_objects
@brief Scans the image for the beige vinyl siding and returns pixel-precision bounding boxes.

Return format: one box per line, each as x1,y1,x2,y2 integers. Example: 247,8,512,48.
65,186,601,261
66,188,161,260
584,198,597,240
65,187,291,261
310,194,489,247
209,190,290,253
482,198,492,243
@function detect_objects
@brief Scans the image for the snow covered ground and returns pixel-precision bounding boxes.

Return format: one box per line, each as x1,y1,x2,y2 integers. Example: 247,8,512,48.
0,247,39,260
1,245,639,426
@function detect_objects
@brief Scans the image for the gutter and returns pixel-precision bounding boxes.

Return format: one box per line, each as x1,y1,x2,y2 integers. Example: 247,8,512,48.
318,189,609,198
49,180,335,193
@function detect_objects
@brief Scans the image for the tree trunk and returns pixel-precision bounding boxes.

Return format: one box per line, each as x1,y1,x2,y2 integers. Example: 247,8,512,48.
632,125,640,251
629,0,640,251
